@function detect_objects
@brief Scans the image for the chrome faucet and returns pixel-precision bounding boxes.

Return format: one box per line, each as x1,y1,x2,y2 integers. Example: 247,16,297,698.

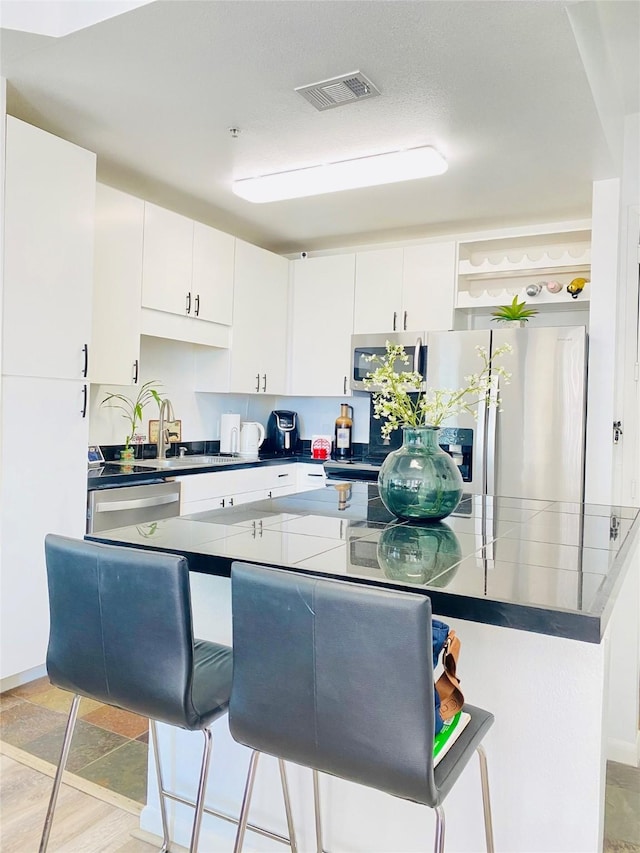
157,398,175,459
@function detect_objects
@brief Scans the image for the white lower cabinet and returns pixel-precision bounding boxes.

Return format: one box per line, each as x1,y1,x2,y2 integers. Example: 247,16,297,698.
296,464,327,491
178,464,300,515
0,377,89,680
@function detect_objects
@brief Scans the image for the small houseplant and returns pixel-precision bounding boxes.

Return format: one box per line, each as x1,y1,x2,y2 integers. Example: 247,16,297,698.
364,342,511,520
491,295,538,325
101,380,164,458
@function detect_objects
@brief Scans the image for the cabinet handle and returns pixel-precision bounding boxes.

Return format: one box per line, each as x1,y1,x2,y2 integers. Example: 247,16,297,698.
262,374,267,393
81,384,88,418
256,373,261,392
186,292,191,315
194,293,200,317
343,375,347,395
393,311,397,331
308,473,324,477
277,473,289,478
132,359,139,384
219,498,225,508
82,343,89,378
268,490,272,498
403,310,408,330
228,497,234,506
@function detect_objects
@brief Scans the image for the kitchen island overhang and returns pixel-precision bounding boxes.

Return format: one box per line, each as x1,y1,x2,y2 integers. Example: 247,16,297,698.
87,482,639,645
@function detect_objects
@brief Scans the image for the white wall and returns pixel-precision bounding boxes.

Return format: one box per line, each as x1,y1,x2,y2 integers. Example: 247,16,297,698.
584,179,621,504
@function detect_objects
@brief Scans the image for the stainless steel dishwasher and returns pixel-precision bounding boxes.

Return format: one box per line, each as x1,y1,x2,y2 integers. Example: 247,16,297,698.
87,480,181,533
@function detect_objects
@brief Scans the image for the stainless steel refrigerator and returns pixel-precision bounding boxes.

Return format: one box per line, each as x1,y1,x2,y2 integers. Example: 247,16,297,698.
426,326,588,503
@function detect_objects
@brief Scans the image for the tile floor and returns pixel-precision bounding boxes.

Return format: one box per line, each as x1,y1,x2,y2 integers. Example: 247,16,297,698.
0,676,148,804
1,676,639,851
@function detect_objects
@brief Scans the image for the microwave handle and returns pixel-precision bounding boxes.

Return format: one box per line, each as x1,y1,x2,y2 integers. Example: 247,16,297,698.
413,336,423,375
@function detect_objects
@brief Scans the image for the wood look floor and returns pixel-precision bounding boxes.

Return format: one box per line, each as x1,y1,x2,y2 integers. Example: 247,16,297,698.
0,754,154,852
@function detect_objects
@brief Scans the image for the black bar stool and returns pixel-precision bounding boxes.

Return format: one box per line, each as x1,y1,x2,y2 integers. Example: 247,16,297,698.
229,561,495,853
39,536,296,853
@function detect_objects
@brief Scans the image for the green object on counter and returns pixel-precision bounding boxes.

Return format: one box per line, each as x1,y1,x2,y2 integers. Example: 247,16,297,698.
378,426,463,521
377,520,462,586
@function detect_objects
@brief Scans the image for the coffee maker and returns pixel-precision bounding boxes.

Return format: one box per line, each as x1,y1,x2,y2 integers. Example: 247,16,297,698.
266,410,299,456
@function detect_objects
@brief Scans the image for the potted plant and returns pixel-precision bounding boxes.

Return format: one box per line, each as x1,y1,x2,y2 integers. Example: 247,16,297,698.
363,342,511,521
101,380,164,459
491,295,538,326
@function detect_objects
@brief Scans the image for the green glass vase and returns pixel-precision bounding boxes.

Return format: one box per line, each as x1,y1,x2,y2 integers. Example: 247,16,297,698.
378,426,463,521
377,522,462,586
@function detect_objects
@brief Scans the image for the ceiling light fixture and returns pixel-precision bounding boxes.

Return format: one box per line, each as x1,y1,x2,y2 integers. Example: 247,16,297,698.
231,145,448,204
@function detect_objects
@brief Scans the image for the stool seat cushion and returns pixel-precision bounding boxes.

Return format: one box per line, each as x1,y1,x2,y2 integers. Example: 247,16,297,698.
191,639,233,728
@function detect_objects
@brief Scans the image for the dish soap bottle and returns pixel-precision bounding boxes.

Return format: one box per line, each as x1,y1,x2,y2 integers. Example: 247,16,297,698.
334,403,354,460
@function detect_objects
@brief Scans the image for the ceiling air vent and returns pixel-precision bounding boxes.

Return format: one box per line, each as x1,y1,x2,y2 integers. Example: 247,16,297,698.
295,72,381,112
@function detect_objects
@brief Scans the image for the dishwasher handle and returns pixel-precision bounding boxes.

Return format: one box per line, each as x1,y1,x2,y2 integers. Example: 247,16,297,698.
94,493,180,513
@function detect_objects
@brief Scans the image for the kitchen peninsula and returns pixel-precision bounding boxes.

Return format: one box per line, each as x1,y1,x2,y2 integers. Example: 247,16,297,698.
88,482,639,853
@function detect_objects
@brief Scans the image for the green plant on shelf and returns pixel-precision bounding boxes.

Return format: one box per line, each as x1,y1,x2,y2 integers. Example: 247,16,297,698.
101,380,164,450
491,295,538,324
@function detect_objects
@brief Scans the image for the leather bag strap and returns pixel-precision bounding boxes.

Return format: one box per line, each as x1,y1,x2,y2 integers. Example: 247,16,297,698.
435,630,464,721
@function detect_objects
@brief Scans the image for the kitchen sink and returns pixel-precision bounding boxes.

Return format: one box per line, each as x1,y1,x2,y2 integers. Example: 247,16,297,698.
113,455,244,469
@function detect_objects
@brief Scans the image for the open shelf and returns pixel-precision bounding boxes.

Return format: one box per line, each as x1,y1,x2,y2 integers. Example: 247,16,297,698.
456,229,591,310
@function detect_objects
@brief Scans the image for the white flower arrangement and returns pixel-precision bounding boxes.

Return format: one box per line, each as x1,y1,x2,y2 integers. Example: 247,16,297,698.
363,342,512,438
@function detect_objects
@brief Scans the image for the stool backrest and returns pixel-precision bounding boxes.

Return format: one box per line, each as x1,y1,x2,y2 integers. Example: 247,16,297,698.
44,534,199,728
230,561,438,805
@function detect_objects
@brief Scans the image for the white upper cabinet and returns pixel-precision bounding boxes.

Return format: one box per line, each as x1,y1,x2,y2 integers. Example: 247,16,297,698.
353,242,456,334
141,202,235,326
230,239,289,394
290,254,356,396
141,202,194,316
353,248,403,334
90,184,143,386
402,242,456,331
192,221,235,326
3,117,96,380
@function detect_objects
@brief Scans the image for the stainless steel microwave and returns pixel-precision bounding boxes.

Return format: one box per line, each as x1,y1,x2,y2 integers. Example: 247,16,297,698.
350,332,427,391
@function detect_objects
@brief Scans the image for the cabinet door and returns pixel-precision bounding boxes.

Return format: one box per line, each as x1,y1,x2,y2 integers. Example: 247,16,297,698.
3,117,96,380
141,202,193,316
90,185,143,385
192,222,235,326
290,255,356,396
296,463,327,491
402,242,456,332
353,248,403,334
0,376,89,678
231,240,289,394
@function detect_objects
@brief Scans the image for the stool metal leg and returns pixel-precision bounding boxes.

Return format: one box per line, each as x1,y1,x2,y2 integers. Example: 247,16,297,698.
278,759,299,853
433,805,445,853
189,727,213,853
476,745,495,853
312,769,325,853
39,694,81,853
149,720,171,853
234,749,261,853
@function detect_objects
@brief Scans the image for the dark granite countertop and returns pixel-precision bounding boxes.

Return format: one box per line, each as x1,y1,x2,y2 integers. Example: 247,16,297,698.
87,453,326,489
86,482,639,644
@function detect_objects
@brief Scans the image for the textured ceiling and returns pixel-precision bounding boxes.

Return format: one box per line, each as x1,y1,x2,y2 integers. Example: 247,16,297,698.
1,0,638,253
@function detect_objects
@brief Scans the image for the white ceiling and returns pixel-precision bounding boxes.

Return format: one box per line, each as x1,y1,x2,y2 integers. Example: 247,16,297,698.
1,0,638,254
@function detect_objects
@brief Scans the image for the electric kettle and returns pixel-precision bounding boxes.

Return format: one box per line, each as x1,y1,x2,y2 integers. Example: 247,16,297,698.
239,421,265,457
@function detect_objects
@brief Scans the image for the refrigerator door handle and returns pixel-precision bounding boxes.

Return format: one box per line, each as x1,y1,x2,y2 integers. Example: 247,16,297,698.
413,336,423,376
475,389,488,495
485,375,500,496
